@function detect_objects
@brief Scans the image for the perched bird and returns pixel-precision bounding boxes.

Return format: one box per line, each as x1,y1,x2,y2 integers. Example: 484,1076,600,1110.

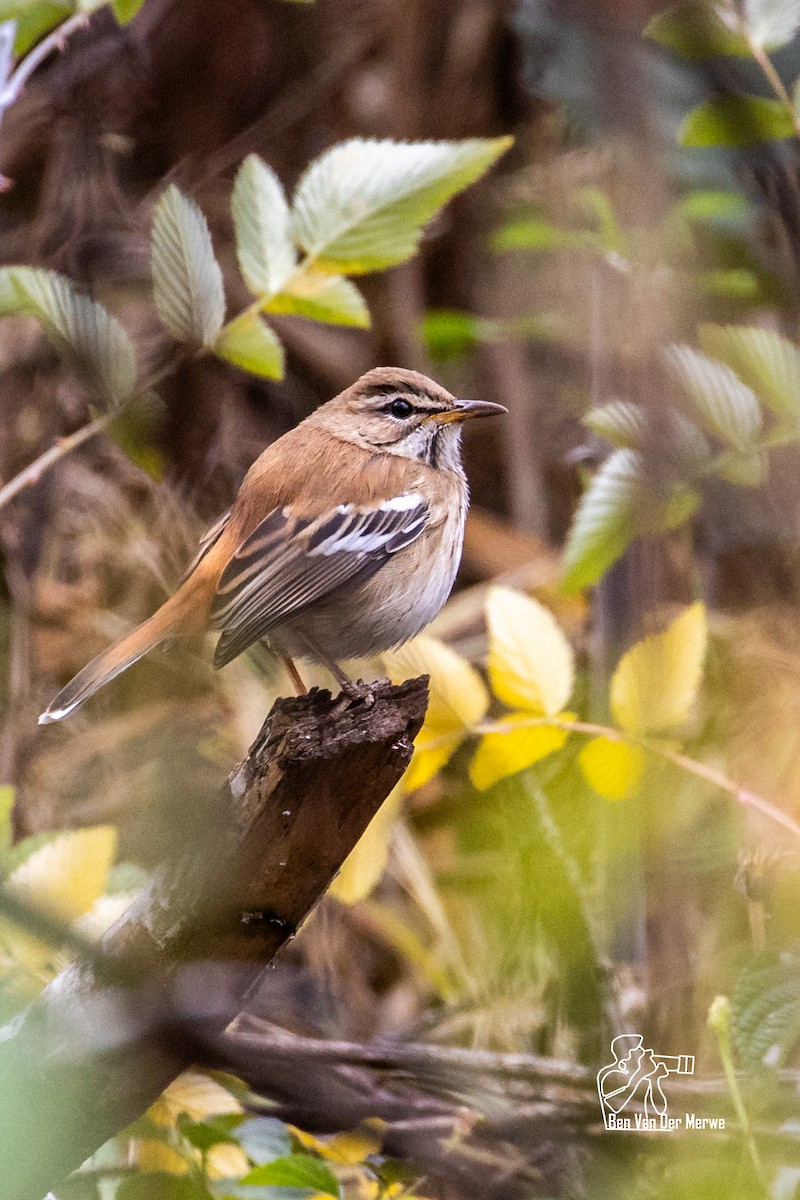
39,367,506,724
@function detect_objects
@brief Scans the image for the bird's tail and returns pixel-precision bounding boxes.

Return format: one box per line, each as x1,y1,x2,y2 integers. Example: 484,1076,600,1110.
38,596,189,725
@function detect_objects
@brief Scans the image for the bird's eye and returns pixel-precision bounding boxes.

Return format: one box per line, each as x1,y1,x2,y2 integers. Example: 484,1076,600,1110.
388,398,414,419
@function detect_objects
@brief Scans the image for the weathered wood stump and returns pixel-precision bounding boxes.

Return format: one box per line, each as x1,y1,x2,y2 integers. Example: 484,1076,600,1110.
0,677,428,1200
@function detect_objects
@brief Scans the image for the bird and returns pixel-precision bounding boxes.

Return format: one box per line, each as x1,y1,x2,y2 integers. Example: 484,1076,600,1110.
39,367,506,724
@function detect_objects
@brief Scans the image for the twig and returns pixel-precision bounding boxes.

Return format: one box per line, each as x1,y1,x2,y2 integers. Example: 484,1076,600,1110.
472,716,800,843
0,12,89,119
0,411,113,511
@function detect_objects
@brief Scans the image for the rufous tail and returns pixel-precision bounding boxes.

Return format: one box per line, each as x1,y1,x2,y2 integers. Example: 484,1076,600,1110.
38,594,193,725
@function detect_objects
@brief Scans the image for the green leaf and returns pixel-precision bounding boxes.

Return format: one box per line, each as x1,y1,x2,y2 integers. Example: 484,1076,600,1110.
679,95,795,148
3,267,138,406
0,787,13,858
116,1176,213,1200
232,154,296,299
421,308,506,360
491,218,591,253
698,323,800,423
178,1112,242,1151
241,1153,340,1195
0,2,69,54
677,189,750,224
585,401,711,467
645,2,751,59
111,0,145,20
151,184,225,347
264,267,369,328
562,449,643,592
577,186,624,253
742,0,800,49
214,312,284,379
666,344,763,451
695,268,762,300
714,447,768,485
292,136,512,273
732,948,800,1070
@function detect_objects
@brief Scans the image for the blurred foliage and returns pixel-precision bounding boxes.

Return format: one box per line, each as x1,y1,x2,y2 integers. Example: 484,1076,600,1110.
6,0,800,1197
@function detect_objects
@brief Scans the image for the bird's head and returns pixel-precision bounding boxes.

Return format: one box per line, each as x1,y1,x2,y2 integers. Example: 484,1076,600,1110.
318,367,507,469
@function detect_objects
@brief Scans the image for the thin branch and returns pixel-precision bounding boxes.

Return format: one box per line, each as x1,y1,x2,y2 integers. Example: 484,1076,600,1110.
474,716,800,843
0,411,113,511
0,12,89,117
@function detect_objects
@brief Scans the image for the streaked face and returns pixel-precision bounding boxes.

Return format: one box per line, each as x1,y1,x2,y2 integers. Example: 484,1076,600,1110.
341,373,507,468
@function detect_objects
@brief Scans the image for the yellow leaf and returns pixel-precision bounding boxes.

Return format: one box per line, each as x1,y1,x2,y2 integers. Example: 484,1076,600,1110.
610,603,707,735
384,636,488,790
329,786,403,905
469,712,571,790
148,1070,243,1127
7,826,117,921
206,1142,250,1179
486,586,574,715
578,736,645,801
289,1119,385,1164
130,1139,189,1174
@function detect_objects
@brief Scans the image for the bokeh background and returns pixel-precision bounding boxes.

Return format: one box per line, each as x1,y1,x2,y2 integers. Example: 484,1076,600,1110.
3,1,800,1197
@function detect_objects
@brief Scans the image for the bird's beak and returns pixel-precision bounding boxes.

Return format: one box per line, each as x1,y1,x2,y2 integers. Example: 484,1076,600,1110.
424,399,508,424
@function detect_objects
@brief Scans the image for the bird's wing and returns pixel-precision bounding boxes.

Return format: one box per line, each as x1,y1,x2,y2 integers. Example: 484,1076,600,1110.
210,492,428,667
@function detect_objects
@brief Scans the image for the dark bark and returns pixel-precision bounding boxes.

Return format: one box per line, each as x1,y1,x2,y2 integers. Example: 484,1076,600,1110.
0,676,427,1200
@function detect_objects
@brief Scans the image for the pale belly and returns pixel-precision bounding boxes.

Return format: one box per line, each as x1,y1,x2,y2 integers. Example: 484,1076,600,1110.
267,512,464,664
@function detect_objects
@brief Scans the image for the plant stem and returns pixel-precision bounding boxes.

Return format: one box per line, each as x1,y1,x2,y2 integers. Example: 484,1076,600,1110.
708,995,767,1188
473,715,800,843
0,11,89,124
0,411,114,510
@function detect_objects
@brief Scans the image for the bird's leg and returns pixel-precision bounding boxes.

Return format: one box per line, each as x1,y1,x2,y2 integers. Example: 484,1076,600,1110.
282,655,307,696
297,632,368,703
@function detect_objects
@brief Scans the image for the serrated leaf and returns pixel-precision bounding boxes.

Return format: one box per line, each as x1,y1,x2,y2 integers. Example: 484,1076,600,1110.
292,136,512,273
645,2,751,59
5,267,137,406
610,603,707,735
742,0,800,49
562,448,642,592
232,154,296,299
264,267,369,328
578,737,645,801
329,785,403,905
111,0,145,21
241,1153,340,1195
384,635,488,791
469,714,570,790
214,312,284,379
666,344,763,450
679,95,794,147
585,401,711,467
486,586,574,715
732,949,800,1070
152,185,225,346
698,323,800,423
6,825,117,921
